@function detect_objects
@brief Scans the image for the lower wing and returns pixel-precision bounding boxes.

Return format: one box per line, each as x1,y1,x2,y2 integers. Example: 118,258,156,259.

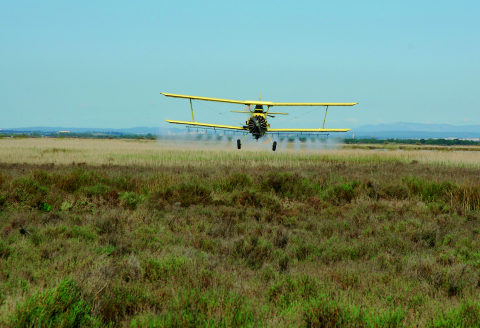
166,120,247,131
268,128,351,132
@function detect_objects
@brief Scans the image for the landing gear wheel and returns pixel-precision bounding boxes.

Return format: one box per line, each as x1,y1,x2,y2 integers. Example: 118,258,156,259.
272,141,277,151
237,139,241,150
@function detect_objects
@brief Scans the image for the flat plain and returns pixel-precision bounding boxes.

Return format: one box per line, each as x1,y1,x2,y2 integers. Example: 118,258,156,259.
1,138,480,327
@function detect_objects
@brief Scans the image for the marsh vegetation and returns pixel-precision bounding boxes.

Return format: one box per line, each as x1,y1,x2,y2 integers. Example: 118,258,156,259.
1,139,480,327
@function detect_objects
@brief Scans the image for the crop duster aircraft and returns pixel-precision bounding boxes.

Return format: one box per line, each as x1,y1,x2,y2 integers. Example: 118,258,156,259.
162,93,357,151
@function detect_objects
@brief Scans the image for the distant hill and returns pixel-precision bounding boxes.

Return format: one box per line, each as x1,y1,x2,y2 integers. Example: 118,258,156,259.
0,126,184,135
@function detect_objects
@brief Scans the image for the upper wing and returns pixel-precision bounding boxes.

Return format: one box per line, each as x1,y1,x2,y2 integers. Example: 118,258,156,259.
269,102,357,107
162,93,357,107
162,93,253,105
166,120,247,131
268,128,351,133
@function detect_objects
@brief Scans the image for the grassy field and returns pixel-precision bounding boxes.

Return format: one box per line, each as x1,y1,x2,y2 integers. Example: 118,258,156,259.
1,138,480,168
344,143,480,152
1,138,480,327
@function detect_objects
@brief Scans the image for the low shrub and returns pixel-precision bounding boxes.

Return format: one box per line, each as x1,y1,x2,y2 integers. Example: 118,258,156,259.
37,201,52,212
57,169,99,193
79,184,110,197
99,282,159,324
381,184,410,200
304,298,406,327
143,256,190,283
231,190,262,207
8,178,49,205
303,298,352,327
260,172,314,199
95,215,121,235
404,176,454,203
322,181,359,205
0,240,12,259
32,170,56,186
233,236,273,269
221,173,251,192
105,190,119,205
120,192,143,210
430,301,480,327
0,194,7,209
159,183,211,207
267,275,318,308
130,288,256,327
9,279,97,327
273,229,289,249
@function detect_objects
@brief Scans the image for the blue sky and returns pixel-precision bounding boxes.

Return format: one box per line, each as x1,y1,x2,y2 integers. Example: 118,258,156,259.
1,1,479,129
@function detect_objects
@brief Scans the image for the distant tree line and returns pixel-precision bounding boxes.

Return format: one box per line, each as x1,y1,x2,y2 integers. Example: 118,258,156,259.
344,138,480,146
0,132,157,140
1,132,479,145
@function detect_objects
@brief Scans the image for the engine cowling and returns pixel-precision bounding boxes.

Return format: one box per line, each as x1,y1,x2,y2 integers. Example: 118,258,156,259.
248,116,267,134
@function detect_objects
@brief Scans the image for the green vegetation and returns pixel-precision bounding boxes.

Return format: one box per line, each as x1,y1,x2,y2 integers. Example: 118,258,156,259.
1,159,480,326
10,279,98,327
0,132,156,140
345,138,480,146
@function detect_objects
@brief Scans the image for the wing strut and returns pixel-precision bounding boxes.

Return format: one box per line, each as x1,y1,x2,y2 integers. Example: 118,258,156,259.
190,99,195,122
322,106,329,129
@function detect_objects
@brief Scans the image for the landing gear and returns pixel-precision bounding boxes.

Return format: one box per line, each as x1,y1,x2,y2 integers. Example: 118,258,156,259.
237,139,241,149
272,141,277,151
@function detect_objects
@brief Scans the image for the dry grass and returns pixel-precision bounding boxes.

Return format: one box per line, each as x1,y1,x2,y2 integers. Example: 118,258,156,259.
0,138,480,168
345,143,480,152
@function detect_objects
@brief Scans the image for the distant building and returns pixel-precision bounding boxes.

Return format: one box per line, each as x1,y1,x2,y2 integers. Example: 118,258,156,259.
59,131,70,133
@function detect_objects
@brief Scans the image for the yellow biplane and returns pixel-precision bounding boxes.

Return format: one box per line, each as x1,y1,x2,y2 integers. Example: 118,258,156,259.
162,92,357,151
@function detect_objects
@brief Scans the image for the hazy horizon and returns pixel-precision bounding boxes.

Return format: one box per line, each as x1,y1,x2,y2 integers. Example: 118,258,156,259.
3,121,480,132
